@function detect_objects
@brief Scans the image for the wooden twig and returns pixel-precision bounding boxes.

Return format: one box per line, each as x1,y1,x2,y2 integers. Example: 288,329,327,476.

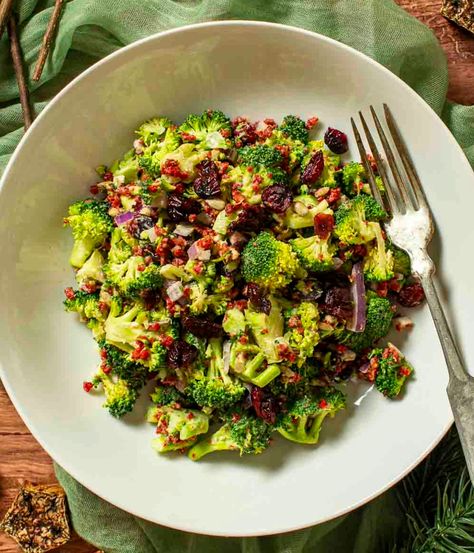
32,0,65,82
8,15,34,130
0,0,15,41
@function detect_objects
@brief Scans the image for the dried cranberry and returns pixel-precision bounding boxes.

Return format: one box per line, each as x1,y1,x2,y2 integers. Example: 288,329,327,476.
244,283,271,315
232,117,257,147
128,215,155,238
261,184,292,214
398,282,425,307
167,193,201,222
324,128,348,154
182,314,222,338
314,212,335,239
229,205,272,233
251,387,277,424
301,150,324,184
193,160,221,198
166,340,198,369
324,287,353,321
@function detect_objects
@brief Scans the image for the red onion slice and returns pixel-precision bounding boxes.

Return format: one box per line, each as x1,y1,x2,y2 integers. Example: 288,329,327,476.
187,240,211,261
166,280,184,302
114,211,135,226
348,262,366,333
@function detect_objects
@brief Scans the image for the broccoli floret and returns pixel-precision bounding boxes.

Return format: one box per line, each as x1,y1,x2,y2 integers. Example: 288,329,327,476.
230,342,281,388
188,411,273,460
93,369,138,418
188,283,228,316
150,385,186,407
391,245,411,277
369,343,413,398
301,140,340,188
64,199,113,268
283,196,330,230
340,292,394,352
138,127,182,178
222,163,287,204
340,162,366,197
75,249,105,286
179,110,232,150
186,338,245,409
334,194,387,245
290,234,337,272
159,143,206,184
278,115,309,143
277,387,346,444
238,144,282,168
222,308,246,337
147,406,209,453
108,227,135,264
242,232,300,291
64,289,105,339
245,297,284,363
264,129,306,173
111,148,139,183
98,341,148,390
363,223,394,282
136,117,173,145
105,256,162,297
285,302,320,366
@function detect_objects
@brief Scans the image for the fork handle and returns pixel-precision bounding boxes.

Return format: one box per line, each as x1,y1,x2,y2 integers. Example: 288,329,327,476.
419,273,469,384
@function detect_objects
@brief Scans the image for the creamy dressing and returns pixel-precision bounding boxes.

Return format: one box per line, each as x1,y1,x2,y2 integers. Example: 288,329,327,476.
386,208,434,276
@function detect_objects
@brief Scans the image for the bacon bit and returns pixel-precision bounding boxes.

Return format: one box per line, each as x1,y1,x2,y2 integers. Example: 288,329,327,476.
137,264,146,272
231,413,241,423
172,246,185,258
306,116,319,130
327,188,341,205
399,366,412,377
148,322,161,332
319,399,328,409
165,298,176,314
100,348,107,360
246,166,254,173
192,262,204,275
233,299,248,311
160,335,174,348
220,129,231,138
388,277,403,293
365,358,379,382
260,328,269,335
288,372,302,384
83,381,94,393
253,174,263,185
288,316,300,329
80,283,97,294
336,344,348,353
103,171,113,181
162,159,188,180
148,183,159,193
232,190,245,203
352,244,367,258
89,184,99,195
275,144,290,158
174,183,185,194
198,236,213,250
181,132,196,142
64,287,75,300
186,412,195,420
394,316,414,332
219,162,229,175
314,212,335,239
252,183,260,192
132,245,144,256
102,365,112,375
188,214,197,223
267,172,273,179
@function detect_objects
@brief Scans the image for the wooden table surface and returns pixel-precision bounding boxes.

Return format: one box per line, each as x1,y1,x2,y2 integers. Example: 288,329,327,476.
1,2,474,551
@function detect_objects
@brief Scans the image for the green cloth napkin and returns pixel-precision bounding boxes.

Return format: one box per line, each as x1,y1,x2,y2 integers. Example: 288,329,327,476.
1,0,474,551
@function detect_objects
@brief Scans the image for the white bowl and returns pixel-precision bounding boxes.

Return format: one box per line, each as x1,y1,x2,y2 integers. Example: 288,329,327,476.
0,21,471,537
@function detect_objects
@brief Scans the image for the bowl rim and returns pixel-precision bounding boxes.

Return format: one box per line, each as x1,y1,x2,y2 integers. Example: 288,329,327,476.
0,19,458,536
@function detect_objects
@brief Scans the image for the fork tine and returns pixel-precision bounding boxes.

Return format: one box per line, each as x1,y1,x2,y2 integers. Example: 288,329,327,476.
350,117,386,210
370,106,415,212
383,104,428,210
358,111,399,215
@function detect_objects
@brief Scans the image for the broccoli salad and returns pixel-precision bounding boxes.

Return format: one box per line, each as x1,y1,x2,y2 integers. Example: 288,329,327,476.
63,110,425,461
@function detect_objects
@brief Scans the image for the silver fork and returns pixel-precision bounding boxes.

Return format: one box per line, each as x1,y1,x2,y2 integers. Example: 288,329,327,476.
352,104,474,483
